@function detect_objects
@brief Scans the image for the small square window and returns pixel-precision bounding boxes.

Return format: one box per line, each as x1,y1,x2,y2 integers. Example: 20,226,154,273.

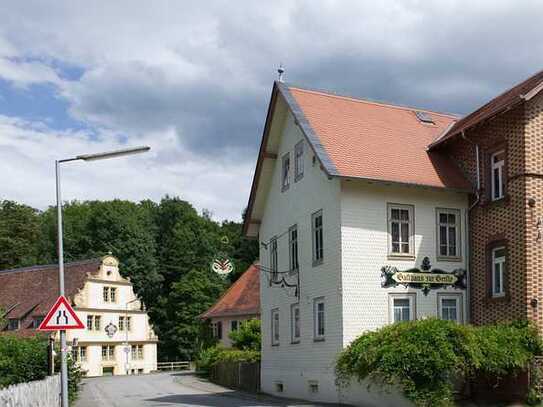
438,294,462,323
389,294,415,323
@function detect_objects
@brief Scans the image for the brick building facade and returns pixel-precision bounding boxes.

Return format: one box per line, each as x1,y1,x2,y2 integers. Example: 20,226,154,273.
430,70,543,327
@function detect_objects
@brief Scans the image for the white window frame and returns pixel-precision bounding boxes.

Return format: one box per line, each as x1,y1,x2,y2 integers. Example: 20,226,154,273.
281,153,290,192
388,294,416,323
291,303,301,343
492,246,506,297
271,309,280,346
437,294,463,323
312,210,324,266
294,141,304,182
387,204,414,257
103,286,117,303
491,150,505,201
270,237,278,282
289,225,299,272
213,321,223,340
436,208,461,260
101,345,115,361
87,315,101,331
231,320,238,332
313,298,325,341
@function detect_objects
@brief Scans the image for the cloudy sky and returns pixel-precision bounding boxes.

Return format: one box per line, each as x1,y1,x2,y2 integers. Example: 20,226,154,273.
1,1,543,221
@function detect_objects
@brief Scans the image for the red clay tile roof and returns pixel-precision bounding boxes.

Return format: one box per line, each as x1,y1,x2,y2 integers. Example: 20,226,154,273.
288,86,472,191
0,259,101,333
429,69,543,149
201,263,260,319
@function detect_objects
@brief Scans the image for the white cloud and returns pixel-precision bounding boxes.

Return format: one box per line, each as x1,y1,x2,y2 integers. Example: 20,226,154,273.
1,0,543,220
0,115,253,221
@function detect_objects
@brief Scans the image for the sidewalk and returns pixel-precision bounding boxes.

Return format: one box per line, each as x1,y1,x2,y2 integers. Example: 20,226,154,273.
175,373,348,406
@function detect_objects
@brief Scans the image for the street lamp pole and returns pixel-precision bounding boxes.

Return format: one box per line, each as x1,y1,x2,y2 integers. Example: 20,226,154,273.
55,146,150,407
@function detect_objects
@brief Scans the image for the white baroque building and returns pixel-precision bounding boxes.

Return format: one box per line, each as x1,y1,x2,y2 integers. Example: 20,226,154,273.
243,82,471,406
0,255,158,377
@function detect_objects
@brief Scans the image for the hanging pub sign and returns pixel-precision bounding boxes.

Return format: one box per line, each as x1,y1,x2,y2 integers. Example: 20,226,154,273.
381,257,466,295
211,236,234,277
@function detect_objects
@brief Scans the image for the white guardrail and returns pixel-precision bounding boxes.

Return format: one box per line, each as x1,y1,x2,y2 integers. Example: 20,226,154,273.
157,361,191,371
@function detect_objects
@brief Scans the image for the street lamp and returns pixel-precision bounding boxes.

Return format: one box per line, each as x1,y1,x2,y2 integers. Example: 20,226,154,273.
55,146,150,407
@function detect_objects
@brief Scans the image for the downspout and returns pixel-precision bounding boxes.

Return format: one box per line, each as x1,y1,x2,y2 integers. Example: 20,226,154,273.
462,131,481,325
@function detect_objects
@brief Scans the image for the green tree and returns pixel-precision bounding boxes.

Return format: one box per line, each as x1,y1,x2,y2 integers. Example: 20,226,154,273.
229,319,261,351
156,269,226,360
0,200,42,269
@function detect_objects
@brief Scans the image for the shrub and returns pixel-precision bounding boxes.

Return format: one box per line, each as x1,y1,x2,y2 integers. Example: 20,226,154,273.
0,334,82,402
195,346,260,373
195,345,224,372
229,319,261,351
336,319,542,407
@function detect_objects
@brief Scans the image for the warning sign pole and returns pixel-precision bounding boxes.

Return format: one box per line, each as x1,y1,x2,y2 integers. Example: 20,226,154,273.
56,159,69,407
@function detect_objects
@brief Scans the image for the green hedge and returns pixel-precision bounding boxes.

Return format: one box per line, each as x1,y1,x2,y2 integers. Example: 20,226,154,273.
195,346,260,373
0,334,82,402
336,319,542,407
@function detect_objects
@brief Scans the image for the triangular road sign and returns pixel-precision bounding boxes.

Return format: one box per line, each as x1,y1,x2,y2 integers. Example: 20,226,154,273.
38,296,85,331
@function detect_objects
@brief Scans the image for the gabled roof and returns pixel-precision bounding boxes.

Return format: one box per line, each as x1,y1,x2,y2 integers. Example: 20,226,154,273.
201,263,260,319
429,69,543,149
0,259,102,326
243,82,472,236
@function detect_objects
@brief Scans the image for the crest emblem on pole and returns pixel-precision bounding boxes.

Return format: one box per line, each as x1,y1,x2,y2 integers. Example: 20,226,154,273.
211,236,234,277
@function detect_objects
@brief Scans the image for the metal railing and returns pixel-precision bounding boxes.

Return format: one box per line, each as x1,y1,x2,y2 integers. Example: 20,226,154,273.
157,361,191,371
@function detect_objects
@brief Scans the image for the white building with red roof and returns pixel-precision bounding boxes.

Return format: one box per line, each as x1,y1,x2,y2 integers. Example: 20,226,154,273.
0,255,158,377
201,263,260,348
243,81,470,405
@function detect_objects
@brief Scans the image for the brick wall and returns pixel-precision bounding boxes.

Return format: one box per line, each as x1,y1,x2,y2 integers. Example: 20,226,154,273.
446,105,528,325
524,93,543,326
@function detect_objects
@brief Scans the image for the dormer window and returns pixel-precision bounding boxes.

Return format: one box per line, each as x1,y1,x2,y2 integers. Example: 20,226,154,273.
281,153,290,192
491,150,505,201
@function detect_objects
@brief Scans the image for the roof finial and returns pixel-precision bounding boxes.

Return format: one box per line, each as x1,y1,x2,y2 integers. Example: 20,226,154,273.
277,64,285,82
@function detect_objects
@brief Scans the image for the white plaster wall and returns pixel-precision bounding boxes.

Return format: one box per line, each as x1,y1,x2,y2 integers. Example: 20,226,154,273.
340,181,469,346
65,259,158,377
259,109,343,403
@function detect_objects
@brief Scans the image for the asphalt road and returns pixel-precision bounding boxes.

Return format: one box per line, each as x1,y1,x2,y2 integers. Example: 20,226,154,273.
75,372,328,407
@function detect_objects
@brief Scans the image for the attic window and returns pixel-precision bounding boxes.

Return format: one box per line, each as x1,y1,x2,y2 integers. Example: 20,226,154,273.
415,111,434,124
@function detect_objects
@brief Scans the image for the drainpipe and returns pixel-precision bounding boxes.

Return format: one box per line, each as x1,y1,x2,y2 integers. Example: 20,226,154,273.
461,131,481,325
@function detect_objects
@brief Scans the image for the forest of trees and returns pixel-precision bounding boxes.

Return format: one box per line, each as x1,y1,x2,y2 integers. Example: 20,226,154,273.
0,197,258,360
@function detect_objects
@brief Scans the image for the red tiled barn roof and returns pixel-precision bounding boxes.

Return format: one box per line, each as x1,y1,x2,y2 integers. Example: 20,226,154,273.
201,263,260,319
0,259,102,333
288,86,471,190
